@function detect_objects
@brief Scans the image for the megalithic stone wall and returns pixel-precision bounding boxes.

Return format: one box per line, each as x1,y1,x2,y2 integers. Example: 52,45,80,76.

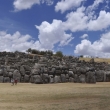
0,51,110,84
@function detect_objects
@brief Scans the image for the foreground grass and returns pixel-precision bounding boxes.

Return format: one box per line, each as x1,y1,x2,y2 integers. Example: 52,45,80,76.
0,83,110,110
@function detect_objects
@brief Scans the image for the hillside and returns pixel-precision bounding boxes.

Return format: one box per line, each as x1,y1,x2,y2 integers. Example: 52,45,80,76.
79,57,110,64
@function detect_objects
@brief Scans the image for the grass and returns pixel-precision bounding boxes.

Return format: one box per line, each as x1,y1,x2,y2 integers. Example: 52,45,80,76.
79,57,110,63
0,82,110,110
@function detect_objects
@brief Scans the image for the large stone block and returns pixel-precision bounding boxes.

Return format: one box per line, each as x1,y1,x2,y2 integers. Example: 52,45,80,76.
0,76,3,83
31,75,43,84
79,74,86,83
0,69,3,76
69,77,74,82
60,74,66,83
20,66,25,76
3,69,9,77
42,74,50,83
3,77,10,83
54,75,61,83
86,71,96,83
96,70,104,82
24,75,30,82
68,71,74,78
49,75,54,83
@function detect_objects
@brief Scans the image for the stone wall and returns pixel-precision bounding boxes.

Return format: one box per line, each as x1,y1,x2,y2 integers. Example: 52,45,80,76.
0,52,110,84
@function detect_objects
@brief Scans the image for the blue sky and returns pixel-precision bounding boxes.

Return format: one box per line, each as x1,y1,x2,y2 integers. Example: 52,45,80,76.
0,0,110,58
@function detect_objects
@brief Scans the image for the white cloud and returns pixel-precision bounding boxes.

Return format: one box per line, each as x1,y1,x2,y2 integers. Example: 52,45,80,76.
62,6,110,32
100,32,110,53
74,31,110,58
0,31,44,52
13,0,39,11
42,0,53,5
87,11,110,31
10,0,110,57
74,39,93,55
105,0,110,7
80,34,88,39
13,0,53,11
63,7,88,32
86,0,104,13
0,20,74,52
55,0,85,13
35,19,74,50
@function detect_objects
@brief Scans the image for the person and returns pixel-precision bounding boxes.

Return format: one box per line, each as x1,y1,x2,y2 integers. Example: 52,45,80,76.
11,78,14,86
14,78,18,85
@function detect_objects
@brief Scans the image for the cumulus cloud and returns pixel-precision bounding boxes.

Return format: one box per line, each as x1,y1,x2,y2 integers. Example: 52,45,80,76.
80,34,88,39
62,6,110,32
74,31,110,58
55,0,85,13
35,19,74,50
0,20,74,52
0,31,44,52
10,0,110,57
63,7,88,32
55,0,110,32
87,11,110,31
13,0,53,11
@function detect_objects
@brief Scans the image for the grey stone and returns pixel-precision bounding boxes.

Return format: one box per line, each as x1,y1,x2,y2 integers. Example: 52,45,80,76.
20,66,25,76
25,71,31,75
31,69,40,75
9,72,13,78
68,71,74,78
23,65,31,71
0,69,3,76
54,75,61,83
69,77,74,82
3,69,9,77
60,74,66,83
79,74,86,83
31,75,43,84
49,75,54,83
3,77,10,83
0,76,3,83
42,74,50,83
24,75,30,82
86,71,96,83
65,74,69,79
96,70,104,82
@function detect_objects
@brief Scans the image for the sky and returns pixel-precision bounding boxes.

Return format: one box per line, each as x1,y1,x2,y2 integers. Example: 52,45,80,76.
0,0,110,58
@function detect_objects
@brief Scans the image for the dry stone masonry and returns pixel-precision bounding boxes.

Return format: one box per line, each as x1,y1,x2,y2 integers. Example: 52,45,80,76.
0,51,110,84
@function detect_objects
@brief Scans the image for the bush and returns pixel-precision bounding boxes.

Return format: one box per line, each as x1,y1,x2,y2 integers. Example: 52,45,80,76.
55,51,63,57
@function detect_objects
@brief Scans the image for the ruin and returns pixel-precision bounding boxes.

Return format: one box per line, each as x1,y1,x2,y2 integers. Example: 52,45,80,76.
0,51,110,84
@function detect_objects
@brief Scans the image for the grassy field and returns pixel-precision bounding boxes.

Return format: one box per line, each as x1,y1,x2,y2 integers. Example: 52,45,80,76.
79,57,110,63
0,83,110,110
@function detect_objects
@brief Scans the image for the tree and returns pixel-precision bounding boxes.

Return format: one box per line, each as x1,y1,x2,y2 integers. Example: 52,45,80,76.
79,55,83,58
40,51,46,55
31,49,39,54
55,51,63,57
26,48,32,54
47,50,53,56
